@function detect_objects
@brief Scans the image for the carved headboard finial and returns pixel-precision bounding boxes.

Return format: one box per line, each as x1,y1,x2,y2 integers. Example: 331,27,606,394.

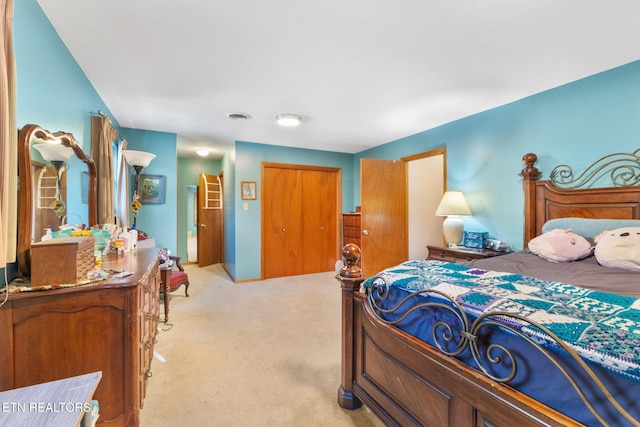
520,153,540,180
340,243,362,278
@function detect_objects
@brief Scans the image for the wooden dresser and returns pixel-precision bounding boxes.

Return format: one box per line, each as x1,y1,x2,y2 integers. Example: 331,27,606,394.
0,248,160,426
342,212,361,248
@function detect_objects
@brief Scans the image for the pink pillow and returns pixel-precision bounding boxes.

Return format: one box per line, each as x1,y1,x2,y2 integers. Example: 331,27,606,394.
528,229,593,262
594,227,640,271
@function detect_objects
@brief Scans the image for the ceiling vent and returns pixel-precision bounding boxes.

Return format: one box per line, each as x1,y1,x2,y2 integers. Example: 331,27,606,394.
227,113,250,120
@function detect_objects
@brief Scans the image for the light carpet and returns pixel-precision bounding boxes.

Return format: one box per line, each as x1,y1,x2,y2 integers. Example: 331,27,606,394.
139,263,384,426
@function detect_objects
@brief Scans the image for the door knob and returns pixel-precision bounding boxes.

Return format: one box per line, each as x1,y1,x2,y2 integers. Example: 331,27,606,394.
363,229,370,235
320,226,325,230
282,228,286,232
199,224,207,228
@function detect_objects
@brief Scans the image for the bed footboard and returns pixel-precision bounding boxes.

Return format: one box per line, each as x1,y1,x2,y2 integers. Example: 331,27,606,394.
337,245,581,427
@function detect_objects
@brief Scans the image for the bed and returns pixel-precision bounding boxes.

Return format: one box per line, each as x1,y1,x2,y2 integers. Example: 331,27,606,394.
336,151,640,427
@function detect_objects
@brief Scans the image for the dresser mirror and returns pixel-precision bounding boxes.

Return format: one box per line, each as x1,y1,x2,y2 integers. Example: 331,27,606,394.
17,124,97,276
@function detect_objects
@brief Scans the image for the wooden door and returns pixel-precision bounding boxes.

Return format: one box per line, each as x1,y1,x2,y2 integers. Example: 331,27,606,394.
262,167,304,278
302,170,339,273
198,173,223,267
360,158,407,278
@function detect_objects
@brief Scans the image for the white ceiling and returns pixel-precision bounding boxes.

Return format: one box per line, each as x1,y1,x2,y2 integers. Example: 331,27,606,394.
37,1,640,159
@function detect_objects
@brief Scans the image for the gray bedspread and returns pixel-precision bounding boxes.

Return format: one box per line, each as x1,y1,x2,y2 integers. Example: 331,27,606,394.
467,250,639,298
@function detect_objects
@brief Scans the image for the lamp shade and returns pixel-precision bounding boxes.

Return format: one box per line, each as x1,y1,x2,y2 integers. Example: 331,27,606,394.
435,191,471,247
122,150,156,167
33,143,74,162
435,191,471,216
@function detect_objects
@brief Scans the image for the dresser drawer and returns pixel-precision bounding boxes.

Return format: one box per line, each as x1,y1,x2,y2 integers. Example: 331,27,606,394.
343,226,360,238
343,213,360,226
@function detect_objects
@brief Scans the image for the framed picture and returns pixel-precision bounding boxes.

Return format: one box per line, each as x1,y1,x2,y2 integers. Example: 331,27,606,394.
241,181,256,200
138,174,166,204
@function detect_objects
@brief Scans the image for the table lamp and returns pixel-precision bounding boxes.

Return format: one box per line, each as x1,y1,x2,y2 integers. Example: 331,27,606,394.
435,191,471,247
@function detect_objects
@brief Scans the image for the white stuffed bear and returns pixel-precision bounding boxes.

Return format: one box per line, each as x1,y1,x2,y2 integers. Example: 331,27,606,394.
528,228,592,262
594,227,640,271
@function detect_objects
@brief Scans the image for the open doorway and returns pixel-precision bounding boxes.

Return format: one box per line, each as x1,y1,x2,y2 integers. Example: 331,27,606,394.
403,148,446,259
187,185,198,262
197,173,223,267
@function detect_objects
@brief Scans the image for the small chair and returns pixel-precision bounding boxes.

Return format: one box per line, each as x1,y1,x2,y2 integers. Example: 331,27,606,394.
167,255,189,296
160,255,189,322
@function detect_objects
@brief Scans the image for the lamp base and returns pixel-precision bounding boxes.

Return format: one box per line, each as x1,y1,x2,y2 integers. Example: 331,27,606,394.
442,216,464,247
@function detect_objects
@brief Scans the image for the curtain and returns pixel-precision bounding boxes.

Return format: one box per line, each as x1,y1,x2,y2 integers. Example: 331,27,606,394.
91,115,118,225
0,0,17,268
115,137,130,228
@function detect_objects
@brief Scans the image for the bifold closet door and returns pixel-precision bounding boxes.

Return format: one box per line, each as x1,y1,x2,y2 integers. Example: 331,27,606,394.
263,167,304,278
263,165,340,279
302,170,338,274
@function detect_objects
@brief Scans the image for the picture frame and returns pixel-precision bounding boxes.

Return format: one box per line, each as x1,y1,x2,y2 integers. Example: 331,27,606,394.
241,181,257,200
138,174,166,204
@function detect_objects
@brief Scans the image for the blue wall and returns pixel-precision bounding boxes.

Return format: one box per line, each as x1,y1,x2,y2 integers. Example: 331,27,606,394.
14,0,107,143
356,60,640,251
228,141,354,280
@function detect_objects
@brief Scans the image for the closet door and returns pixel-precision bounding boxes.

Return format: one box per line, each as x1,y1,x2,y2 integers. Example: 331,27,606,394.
263,167,303,278
302,170,338,273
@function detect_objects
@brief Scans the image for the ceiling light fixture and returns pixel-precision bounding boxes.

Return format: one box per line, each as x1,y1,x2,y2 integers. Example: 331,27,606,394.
196,149,209,157
276,113,302,127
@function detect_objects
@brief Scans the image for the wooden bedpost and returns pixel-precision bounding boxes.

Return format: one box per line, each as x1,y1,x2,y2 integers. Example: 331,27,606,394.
336,243,364,410
521,153,541,247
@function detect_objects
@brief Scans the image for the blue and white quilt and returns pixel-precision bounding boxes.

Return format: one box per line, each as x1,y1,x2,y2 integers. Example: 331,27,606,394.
364,259,640,380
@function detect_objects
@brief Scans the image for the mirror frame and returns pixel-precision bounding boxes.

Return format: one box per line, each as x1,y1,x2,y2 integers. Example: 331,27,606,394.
17,124,97,277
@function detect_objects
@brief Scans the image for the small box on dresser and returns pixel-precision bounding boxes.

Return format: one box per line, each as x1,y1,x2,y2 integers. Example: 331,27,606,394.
462,231,488,249
30,236,95,286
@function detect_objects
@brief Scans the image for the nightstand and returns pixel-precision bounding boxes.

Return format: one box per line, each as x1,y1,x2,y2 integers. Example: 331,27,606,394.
426,245,506,263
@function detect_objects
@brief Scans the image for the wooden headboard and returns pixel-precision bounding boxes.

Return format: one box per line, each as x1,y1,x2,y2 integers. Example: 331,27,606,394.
521,151,640,245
